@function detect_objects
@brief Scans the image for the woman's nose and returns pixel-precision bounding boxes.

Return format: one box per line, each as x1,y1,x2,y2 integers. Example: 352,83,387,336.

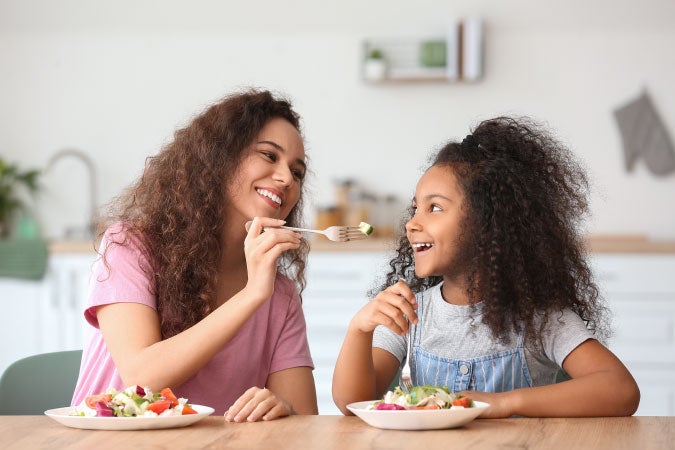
274,165,293,187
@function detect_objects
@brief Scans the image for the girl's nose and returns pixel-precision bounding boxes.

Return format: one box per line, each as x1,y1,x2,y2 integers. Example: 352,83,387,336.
405,216,420,233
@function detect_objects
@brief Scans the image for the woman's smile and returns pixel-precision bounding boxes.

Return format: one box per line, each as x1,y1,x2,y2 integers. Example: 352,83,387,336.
256,187,283,209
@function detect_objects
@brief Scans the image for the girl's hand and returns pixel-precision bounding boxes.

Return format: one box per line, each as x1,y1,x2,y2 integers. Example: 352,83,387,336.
225,387,293,422
243,217,301,302
350,279,418,336
458,390,513,419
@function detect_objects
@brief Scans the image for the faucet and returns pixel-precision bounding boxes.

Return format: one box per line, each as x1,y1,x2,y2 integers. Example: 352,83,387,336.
46,148,98,240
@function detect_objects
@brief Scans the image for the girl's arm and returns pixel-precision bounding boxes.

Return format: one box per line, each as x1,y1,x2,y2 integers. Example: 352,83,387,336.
97,217,302,391
464,339,640,418
332,280,417,415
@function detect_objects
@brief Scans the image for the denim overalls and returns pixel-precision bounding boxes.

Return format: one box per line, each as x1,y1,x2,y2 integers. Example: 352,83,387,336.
409,296,534,392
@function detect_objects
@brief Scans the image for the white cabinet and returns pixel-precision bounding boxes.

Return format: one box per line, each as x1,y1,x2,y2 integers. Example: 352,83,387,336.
302,252,390,415
38,253,95,354
592,254,675,416
0,278,44,378
0,252,95,377
4,248,673,416
302,251,675,416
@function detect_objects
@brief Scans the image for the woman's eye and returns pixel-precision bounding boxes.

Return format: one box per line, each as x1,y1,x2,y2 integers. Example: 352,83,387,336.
261,151,276,161
292,169,305,181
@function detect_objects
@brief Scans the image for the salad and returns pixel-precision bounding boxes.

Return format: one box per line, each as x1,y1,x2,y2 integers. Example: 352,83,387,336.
358,222,374,236
370,385,474,411
71,385,198,417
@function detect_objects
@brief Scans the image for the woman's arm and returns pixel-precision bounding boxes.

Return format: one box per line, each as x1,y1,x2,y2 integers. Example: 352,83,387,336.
267,366,318,415
97,217,302,391
97,285,277,390
332,280,417,415
223,367,317,422
464,339,640,418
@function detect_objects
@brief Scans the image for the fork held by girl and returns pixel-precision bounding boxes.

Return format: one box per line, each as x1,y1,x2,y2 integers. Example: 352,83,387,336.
332,116,640,418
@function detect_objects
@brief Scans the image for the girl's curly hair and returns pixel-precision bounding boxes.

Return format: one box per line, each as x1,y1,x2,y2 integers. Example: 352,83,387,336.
101,89,309,338
376,116,609,344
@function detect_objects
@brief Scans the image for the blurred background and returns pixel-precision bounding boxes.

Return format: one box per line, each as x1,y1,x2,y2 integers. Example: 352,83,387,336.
1,0,674,239
2,0,675,416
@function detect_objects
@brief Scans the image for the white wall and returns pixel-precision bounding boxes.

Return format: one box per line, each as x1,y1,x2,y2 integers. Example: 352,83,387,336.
2,0,675,239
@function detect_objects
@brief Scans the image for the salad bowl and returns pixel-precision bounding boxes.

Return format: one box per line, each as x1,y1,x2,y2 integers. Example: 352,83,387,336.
346,400,489,430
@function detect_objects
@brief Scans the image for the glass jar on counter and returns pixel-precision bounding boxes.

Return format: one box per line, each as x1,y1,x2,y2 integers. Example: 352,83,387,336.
314,206,342,230
380,195,405,238
345,191,375,228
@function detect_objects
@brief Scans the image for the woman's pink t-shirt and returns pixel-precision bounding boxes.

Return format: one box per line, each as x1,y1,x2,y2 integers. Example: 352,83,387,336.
71,226,314,415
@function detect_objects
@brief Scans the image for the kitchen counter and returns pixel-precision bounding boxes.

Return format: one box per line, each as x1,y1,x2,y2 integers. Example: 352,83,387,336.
48,240,98,254
309,235,675,254
47,235,675,254
584,235,675,253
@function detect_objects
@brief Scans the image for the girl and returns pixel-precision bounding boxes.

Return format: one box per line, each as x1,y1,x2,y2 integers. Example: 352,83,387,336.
72,89,318,421
333,116,640,417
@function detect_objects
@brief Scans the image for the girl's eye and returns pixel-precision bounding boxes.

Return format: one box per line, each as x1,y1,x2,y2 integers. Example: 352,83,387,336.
431,204,442,212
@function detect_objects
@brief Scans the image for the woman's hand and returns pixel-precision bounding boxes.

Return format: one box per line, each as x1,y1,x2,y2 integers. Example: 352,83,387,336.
225,387,293,422
350,279,418,336
243,217,301,302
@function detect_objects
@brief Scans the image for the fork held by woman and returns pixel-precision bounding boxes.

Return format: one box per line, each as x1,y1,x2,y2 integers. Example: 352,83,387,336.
263,224,371,242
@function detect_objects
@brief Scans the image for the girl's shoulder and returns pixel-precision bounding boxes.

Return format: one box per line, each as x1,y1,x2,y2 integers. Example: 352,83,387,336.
536,307,586,329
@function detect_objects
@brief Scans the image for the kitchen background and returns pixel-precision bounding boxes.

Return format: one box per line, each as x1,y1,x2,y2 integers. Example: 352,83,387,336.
1,0,675,415
1,0,675,239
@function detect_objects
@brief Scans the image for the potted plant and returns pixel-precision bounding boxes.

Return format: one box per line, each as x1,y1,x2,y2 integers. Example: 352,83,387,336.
0,157,40,238
364,47,387,81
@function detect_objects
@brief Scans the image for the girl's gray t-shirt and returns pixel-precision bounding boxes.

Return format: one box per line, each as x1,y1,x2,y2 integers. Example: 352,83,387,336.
372,283,595,386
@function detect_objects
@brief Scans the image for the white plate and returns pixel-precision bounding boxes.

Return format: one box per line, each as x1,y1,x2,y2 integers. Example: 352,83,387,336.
346,401,489,430
44,404,215,430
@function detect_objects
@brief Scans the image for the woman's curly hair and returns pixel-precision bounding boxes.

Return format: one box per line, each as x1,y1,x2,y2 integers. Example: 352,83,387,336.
101,89,309,338
376,116,609,344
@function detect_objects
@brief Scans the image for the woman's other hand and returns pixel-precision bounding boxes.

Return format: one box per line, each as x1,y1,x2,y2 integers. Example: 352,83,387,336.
243,216,301,302
350,279,418,336
225,387,293,422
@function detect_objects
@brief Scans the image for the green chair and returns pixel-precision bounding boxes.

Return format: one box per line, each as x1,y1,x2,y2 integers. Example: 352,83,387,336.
0,350,82,415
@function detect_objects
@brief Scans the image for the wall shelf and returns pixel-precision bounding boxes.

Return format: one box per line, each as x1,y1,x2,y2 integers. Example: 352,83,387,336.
362,18,483,84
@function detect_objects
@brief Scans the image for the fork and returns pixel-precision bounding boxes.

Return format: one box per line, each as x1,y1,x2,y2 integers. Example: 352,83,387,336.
267,225,369,242
400,322,413,392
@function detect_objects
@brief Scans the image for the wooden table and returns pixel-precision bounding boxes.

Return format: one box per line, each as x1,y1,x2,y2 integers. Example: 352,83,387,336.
0,415,673,450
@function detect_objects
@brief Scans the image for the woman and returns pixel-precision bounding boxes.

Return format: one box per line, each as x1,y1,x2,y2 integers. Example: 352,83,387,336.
72,89,318,421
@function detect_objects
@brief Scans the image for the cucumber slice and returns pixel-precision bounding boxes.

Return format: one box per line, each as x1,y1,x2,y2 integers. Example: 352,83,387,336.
358,221,374,236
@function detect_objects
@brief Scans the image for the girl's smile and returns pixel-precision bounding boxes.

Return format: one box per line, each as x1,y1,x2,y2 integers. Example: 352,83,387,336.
406,165,466,280
411,242,434,252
